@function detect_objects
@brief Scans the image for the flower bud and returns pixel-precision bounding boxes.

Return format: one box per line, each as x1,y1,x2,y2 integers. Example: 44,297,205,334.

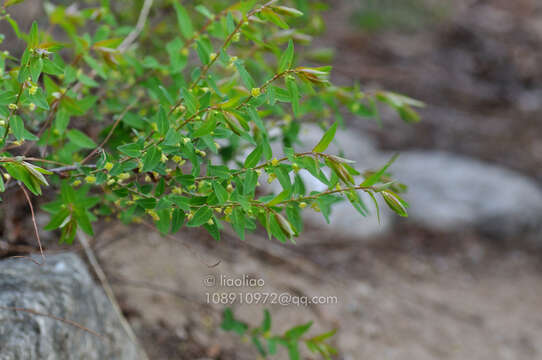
251,87,261,97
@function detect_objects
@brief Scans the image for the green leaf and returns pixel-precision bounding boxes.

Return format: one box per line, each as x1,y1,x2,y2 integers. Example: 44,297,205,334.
6,16,21,38
196,39,210,65
29,88,49,110
187,207,212,227
287,342,300,360
244,144,263,168
2,162,41,195
381,190,408,217
74,207,93,235
193,112,217,138
286,77,299,116
166,37,187,73
29,21,39,48
29,57,43,82
173,2,194,39
312,122,337,153
261,309,271,332
44,208,71,231
232,207,246,240
213,182,228,203
170,208,185,233
118,142,143,157
54,108,70,134
195,5,214,19
267,189,289,206
261,8,289,29
285,321,312,340
221,308,248,335
243,170,258,195
278,39,294,73
180,88,197,113
234,61,255,89
361,154,399,186
67,129,96,149
43,59,65,75
156,209,170,235
11,115,25,141
156,106,168,136
141,147,161,173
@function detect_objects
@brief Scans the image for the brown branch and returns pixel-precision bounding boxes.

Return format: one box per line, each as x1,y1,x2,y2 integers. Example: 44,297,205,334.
18,183,45,263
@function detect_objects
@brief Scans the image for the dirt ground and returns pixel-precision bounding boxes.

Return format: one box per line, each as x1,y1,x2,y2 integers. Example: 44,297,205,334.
92,1,542,359
96,222,542,360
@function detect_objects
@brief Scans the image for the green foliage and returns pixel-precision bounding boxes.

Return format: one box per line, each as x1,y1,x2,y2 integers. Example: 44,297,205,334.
0,0,421,244
221,308,337,359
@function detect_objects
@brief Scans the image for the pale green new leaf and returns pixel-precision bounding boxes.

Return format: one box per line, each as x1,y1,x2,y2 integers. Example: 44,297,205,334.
312,122,337,153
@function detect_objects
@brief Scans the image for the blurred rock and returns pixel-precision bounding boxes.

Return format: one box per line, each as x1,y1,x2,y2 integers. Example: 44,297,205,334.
0,253,138,360
390,151,542,242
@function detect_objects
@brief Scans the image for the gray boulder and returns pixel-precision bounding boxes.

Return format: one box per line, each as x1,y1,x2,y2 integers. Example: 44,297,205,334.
0,253,138,360
390,151,542,241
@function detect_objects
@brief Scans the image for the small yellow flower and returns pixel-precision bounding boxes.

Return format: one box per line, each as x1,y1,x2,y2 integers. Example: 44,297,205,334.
183,137,191,144
226,183,234,192
8,103,18,111
28,103,36,111
181,48,189,56
151,123,158,132
292,163,300,172
85,175,96,184
207,218,214,225
72,180,82,187
251,87,261,97
161,153,168,163
224,206,233,216
106,178,116,185
299,202,307,209
118,172,130,180
271,158,279,167
267,173,276,184
146,209,160,221
3,173,11,181
209,52,217,62
104,162,114,171
29,85,38,96
172,186,183,195
144,175,151,182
